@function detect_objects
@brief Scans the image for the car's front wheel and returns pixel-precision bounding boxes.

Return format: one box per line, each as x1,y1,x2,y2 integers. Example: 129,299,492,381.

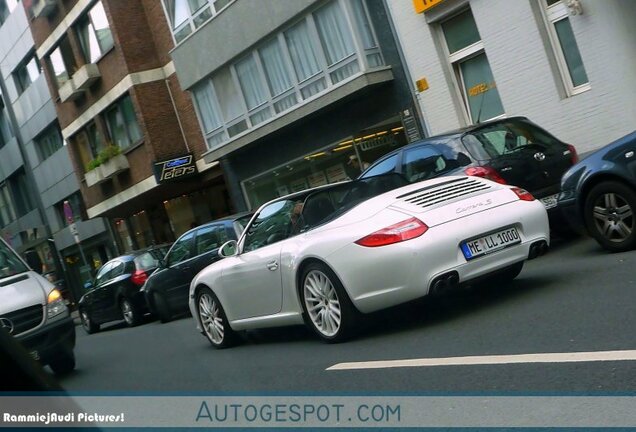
120,298,141,327
80,309,99,334
584,181,636,252
196,288,237,348
300,263,357,343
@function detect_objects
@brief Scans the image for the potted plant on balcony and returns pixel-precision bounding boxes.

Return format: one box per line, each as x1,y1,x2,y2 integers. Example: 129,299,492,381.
84,144,129,187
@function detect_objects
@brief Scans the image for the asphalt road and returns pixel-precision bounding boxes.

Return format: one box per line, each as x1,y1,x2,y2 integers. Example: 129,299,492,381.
56,235,636,393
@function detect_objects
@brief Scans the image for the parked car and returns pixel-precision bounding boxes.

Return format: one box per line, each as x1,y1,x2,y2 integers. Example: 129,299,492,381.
359,117,578,228
189,173,550,348
0,238,76,375
143,213,253,323
78,244,169,334
558,130,636,252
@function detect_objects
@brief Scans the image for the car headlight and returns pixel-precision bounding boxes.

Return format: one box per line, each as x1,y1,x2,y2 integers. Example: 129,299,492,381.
47,288,68,319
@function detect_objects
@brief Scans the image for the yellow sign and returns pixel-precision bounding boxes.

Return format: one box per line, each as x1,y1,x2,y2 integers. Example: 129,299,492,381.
468,82,497,97
413,0,445,13
415,78,429,92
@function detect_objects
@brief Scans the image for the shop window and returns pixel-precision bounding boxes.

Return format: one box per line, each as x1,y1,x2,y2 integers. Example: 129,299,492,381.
76,0,114,63
542,0,589,95
35,122,64,162
0,0,18,26
163,0,234,43
441,9,504,123
104,95,143,150
13,54,41,95
48,36,77,88
190,0,384,153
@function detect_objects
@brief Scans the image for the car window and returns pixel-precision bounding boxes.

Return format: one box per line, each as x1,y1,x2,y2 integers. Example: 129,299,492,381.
196,225,228,255
403,145,466,182
134,252,159,271
234,215,253,237
109,261,125,278
94,262,114,285
243,199,302,253
360,154,399,178
167,232,195,266
465,121,561,158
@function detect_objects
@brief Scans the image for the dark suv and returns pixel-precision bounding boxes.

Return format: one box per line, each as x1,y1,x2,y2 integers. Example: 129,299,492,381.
78,245,169,334
360,117,578,225
143,213,252,323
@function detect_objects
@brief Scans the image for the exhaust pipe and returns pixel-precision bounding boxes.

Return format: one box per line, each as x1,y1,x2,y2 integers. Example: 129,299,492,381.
528,240,549,260
430,271,460,296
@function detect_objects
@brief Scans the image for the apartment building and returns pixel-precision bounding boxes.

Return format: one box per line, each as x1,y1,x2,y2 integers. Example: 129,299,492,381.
165,0,423,210
388,0,636,152
1,0,116,299
27,0,232,265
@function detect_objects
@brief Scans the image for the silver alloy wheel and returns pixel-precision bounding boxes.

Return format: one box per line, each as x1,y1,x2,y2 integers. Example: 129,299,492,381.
121,299,134,325
198,293,224,345
592,192,634,242
303,269,341,337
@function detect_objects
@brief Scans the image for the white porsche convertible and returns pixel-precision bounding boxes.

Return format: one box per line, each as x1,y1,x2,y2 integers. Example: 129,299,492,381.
189,174,549,347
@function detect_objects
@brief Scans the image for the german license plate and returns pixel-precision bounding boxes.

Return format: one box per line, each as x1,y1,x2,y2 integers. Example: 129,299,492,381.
461,227,521,260
539,193,558,209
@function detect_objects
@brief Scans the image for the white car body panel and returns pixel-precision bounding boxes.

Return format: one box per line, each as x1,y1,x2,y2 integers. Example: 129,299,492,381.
189,176,549,333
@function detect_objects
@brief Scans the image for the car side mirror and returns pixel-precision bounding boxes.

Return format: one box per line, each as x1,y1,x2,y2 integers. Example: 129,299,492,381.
218,240,238,258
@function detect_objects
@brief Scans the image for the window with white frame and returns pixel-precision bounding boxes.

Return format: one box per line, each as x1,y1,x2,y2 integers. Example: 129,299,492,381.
191,0,383,152
48,35,77,89
163,0,233,43
542,0,589,95
441,9,504,123
13,54,41,95
104,95,143,150
76,0,114,63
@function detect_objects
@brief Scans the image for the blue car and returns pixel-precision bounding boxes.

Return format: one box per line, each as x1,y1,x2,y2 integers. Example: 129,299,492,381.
558,130,636,252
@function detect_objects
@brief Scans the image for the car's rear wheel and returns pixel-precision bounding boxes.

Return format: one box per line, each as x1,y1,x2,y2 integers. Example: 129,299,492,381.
80,309,99,334
48,350,75,376
120,298,141,327
584,181,636,252
196,288,237,348
152,291,173,323
300,263,357,343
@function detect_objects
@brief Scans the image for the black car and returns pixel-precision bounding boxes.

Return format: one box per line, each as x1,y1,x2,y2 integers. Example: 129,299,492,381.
78,245,169,334
558,130,636,252
143,213,252,323
359,117,578,225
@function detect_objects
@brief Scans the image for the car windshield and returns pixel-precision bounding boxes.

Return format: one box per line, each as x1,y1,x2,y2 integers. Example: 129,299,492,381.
133,252,160,271
0,241,29,278
462,120,561,159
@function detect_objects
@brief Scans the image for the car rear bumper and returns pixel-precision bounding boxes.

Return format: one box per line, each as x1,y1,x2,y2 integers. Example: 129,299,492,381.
326,200,549,313
17,316,76,365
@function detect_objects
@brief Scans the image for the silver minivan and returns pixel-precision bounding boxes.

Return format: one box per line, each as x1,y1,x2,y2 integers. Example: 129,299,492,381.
0,239,76,375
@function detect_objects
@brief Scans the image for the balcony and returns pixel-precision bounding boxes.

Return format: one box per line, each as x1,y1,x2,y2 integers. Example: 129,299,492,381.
31,0,57,18
72,64,101,91
58,79,83,103
84,154,130,187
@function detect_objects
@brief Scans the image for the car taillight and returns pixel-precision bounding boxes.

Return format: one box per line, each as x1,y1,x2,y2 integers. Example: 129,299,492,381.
355,217,428,247
464,166,507,184
511,187,535,201
131,270,148,286
566,144,579,164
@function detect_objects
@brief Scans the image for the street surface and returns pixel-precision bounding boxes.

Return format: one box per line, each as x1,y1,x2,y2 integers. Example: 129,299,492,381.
56,236,636,393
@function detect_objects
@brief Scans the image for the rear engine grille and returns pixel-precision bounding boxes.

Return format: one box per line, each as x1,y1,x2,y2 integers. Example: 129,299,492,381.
1,305,43,336
401,178,492,209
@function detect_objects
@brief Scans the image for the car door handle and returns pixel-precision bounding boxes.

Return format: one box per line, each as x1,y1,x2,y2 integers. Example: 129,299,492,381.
266,261,279,271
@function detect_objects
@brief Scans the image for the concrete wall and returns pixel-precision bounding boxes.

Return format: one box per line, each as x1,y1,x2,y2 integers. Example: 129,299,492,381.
387,0,636,153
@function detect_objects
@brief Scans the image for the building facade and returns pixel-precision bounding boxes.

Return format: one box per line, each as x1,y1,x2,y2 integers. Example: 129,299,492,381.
388,0,636,153
1,0,115,300
166,0,424,211
27,0,233,265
